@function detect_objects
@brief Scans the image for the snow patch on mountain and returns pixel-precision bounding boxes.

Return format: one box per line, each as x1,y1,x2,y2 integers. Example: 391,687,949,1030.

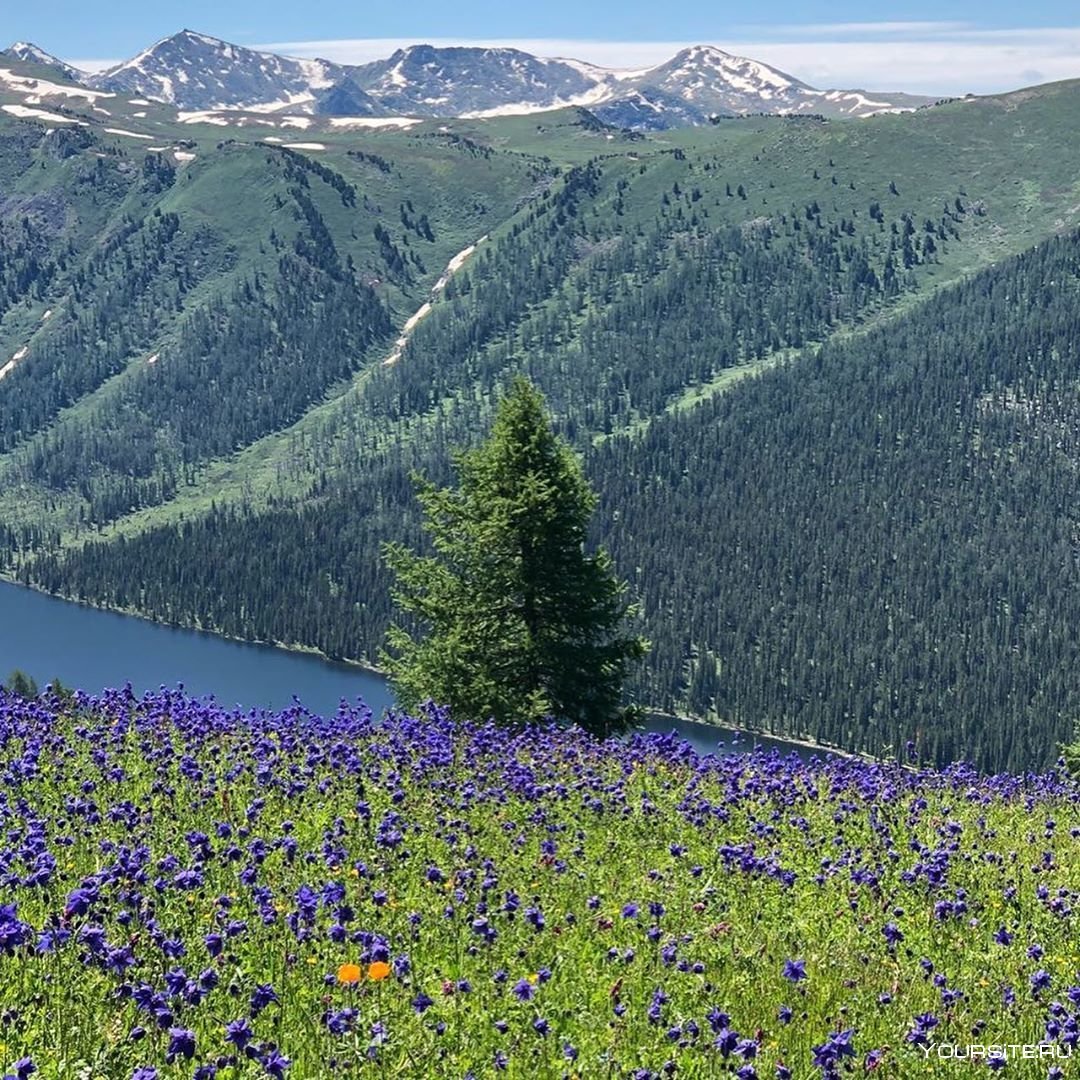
0,66,114,102
2,103,85,124
236,92,316,113
384,237,487,366
177,110,231,125
0,345,29,381
326,116,422,129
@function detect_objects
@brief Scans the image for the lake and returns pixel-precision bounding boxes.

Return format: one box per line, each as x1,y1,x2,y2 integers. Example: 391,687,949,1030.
0,579,828,760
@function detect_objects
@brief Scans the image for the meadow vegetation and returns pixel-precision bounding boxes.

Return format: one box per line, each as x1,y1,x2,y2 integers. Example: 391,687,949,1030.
0,686,1078,1077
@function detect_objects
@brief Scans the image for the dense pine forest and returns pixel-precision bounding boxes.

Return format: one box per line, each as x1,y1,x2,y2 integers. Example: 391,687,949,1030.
23,234,1080,771
5,72,1080,771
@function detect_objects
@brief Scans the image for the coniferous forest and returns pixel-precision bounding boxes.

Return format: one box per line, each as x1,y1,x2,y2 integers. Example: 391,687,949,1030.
18,234,1080,771
5,79,1080,771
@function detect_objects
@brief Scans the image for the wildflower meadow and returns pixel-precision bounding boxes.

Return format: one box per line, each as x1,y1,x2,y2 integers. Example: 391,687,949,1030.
0,685,1078,1078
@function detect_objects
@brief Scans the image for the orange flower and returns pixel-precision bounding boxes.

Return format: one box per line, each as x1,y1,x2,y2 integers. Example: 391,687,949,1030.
367,961,391,981
336,963,362,985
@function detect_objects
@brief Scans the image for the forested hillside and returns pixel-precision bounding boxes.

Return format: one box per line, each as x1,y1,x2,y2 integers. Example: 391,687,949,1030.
5,76,1080,770
596,234,1080,771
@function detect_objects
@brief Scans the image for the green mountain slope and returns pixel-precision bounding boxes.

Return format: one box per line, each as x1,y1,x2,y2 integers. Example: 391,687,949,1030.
5,79,1080,769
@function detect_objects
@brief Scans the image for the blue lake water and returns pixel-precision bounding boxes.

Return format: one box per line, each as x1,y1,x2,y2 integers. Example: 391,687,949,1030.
0,579,827,760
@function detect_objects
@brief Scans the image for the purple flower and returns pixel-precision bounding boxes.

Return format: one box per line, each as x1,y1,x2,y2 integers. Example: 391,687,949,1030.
906,1013,939,1047
326,1008,357,1035
714,1027,739,1056
36,928,69,954
811,1029,856,1074
64,887,96,918
735,1038,759,1060
261,1048,291,1078
225,1019,253,1050
648,987,668,1024
512,979,535,1001
0,905,32,955
250,984,279,1016
782,959,807,982
165,1027,196,1063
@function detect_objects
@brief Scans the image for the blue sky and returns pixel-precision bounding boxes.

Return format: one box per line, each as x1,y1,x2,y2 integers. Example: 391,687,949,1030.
7,2,1080,95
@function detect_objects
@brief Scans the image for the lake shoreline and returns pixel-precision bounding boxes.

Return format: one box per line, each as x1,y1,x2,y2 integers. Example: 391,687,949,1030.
0,572,385,676
639,709,870,762
2,574,867,761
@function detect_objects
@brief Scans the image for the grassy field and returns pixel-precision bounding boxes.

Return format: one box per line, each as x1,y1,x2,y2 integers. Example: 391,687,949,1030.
0,686,1078,1077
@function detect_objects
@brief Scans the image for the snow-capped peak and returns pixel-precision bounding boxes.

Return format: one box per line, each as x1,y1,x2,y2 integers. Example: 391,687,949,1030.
89,30,344,110
2,41,86,81
639,45,810,104
3,30,936,130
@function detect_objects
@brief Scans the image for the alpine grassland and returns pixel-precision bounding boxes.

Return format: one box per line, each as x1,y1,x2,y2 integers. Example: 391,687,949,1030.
1,685,1079,1078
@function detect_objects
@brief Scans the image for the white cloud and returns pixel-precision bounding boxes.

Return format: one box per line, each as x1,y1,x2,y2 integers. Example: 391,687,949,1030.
761,21,974,37
64,58,120,73
730,34,1080,95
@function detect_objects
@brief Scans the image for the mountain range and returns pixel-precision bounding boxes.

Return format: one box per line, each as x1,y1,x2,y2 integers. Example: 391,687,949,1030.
2,51,1080,769
2,30,936,128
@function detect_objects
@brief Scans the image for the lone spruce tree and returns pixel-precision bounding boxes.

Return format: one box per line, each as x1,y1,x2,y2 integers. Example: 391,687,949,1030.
382,377,647,736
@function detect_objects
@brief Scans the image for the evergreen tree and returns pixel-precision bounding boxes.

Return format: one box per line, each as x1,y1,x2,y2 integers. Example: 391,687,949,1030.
4,670,38,699
382,377,647,735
